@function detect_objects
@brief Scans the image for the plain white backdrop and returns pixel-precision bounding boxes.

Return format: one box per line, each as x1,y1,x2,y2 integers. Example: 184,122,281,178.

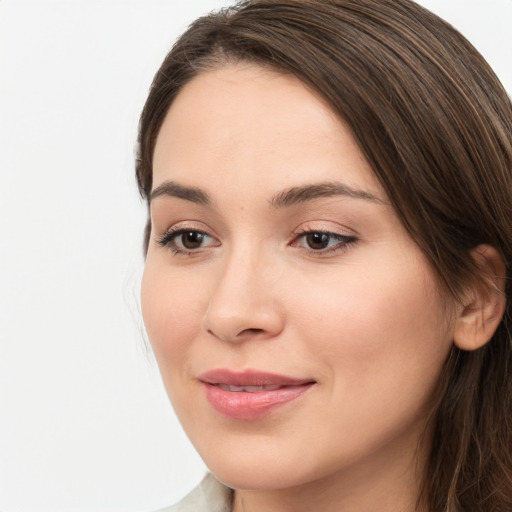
0,1,510,511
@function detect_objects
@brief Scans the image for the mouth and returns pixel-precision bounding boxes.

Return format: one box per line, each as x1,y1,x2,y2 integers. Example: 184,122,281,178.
199,369,316,420
217,384,283,392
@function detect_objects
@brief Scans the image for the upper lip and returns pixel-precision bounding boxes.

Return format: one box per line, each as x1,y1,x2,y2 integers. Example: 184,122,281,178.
199,368,315,387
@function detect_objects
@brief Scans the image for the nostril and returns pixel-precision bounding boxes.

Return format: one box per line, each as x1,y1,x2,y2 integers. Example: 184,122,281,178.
240,328,265,336
206,327,265,342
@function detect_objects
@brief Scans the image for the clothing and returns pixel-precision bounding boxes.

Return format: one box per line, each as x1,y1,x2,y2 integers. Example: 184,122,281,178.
155,474,233,512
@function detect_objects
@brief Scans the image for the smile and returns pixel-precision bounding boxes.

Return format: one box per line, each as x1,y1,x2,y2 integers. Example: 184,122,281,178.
217,384,282,392
199,369,316,420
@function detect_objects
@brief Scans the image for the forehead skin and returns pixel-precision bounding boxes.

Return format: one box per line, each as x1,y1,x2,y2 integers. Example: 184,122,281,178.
152,64,384,205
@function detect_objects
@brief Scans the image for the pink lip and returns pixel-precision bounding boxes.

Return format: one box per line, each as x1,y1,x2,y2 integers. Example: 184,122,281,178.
199,369,316,420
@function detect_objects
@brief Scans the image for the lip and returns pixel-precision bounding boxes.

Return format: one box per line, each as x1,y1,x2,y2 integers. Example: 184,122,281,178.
199,369,316,420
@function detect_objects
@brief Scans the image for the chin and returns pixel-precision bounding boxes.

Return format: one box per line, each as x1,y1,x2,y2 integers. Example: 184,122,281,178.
189,436,299,490
207,460,308,492
196,436,336,493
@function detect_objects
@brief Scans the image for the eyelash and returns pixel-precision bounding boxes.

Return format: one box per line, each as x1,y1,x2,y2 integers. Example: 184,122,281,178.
156,226,357,256
292,229,357,256
157,227,217,255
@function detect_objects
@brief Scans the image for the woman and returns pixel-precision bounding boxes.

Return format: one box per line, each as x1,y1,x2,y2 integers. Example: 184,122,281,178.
136,0,512,511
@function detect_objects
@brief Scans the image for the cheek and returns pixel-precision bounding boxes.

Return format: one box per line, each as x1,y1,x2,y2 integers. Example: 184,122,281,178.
278,257,453,470
141,262,207,368
289,248,453,398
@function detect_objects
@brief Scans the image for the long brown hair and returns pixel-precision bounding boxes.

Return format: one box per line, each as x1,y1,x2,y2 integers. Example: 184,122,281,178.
136,1,512,510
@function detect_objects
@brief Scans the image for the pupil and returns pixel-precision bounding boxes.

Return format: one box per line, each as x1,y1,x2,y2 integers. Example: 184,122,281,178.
182,231,204,249
306,232,329,250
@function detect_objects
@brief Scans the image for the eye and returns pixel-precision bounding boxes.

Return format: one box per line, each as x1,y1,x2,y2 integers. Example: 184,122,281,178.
293,230,356,254
157,228,218,254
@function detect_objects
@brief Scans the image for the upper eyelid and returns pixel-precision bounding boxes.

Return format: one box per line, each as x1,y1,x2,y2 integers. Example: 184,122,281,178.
292,230,357,245
295,229,354,238
157,221,216,238
294,221,358,237
158,226,215,241
155,221,358,244
291,231,358,256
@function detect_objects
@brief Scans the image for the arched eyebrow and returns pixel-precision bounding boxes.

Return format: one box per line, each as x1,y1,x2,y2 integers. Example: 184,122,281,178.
149,180,382,207
269,182,383,208
150,181,211,205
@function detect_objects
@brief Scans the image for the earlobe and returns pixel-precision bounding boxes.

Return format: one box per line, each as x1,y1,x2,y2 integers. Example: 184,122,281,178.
453,244,507,351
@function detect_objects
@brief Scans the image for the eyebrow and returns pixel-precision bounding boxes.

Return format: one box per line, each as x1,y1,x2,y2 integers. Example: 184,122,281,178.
149,180,382,208
150,181,211,205
269,182,383,208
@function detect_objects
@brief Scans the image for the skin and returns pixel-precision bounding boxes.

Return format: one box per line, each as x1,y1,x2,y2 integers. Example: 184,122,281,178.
141,64,460,512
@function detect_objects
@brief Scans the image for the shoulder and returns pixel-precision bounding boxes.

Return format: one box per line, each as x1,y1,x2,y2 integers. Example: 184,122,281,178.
154,473,233,512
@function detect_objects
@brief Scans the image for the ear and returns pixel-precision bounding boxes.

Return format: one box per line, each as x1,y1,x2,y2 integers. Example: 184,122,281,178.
453,244,507,351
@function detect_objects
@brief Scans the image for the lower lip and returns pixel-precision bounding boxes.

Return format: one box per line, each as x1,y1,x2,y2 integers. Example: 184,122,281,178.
203,383,314,420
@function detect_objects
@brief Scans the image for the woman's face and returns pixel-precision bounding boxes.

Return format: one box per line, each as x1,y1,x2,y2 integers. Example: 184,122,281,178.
142,64,456,493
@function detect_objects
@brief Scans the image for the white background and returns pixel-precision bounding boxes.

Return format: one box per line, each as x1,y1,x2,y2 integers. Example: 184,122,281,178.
0,1,510,511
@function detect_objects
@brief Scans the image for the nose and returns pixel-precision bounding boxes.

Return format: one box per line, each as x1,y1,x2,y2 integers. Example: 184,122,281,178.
202,247,285,343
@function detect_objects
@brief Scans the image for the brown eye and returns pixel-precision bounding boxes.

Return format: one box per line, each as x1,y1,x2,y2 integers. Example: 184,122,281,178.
180,231,206,249
294,230,357,254
157,228,217,254
305,232,330,250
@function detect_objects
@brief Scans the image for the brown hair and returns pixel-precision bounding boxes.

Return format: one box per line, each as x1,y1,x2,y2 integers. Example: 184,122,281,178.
136,0,512,510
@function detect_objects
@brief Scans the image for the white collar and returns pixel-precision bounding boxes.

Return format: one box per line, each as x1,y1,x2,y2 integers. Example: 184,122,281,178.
156,473,233,512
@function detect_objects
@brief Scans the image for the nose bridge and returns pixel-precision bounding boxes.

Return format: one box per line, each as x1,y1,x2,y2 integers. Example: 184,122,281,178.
203,240,283,342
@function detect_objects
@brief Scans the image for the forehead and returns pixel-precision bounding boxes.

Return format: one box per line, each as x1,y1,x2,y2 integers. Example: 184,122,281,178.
152,64,383,199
